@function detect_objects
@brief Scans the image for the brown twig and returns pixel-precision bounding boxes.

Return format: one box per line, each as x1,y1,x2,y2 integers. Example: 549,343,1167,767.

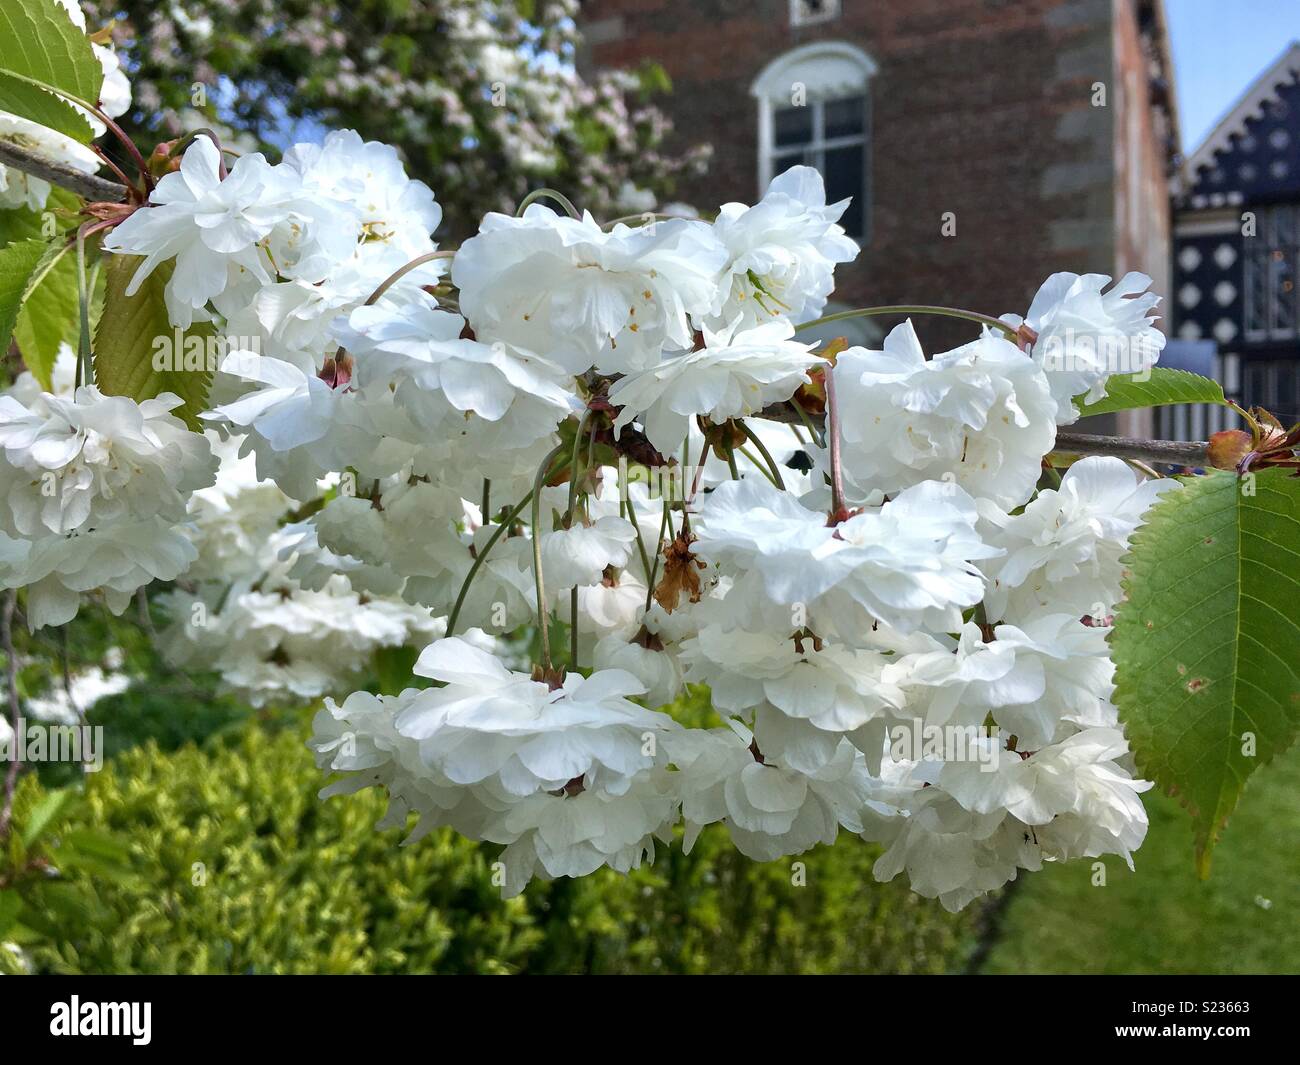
1052,432,1208,467
0,139,129,203
754,400,1209,469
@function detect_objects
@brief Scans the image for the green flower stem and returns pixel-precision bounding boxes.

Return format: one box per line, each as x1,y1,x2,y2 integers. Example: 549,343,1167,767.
622,496,653,586
740,422,785,491
517,188,580,219
792,400,824,448
567,412,593,669
531,442,569,671
447,447,565,642
795,304,1016,339
738,445,779,487
644,499,671,613
75,223,93,388
446,490,533,640
364,250,456,307
725,446,740,480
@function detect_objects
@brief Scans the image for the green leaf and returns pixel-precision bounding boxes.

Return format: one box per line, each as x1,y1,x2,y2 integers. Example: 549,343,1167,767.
0,72,93,141
1074,368,1226,419
1112,469,1300,876
20,787,72,848
60,828,132,865
22,879,110,932
0,237,47,353
55,828,138,884
93,253,216,428
13,236,77,387
0,0,103,142
0,890,22,939
0,188,79,245
0,196,81,387
373,644,420,695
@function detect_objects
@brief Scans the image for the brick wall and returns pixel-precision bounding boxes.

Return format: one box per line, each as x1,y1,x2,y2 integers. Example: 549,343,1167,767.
1110,0,1170,436
580,0,1163,355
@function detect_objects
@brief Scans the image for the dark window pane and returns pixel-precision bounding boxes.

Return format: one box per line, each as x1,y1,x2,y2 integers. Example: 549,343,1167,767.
774,106,812,147
1244,363,1269,407
1272,204,1297,247
1276,361,1297,420
1245,248,1269,335
1269,247,1294,334
795,0,839,22
772,151,811,176
823,144,864,236
823,95,865,139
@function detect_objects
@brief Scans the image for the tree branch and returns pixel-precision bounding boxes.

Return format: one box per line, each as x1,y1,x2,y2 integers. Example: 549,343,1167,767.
754,401,1208,468
0,139,128,204
1052,432,1207,467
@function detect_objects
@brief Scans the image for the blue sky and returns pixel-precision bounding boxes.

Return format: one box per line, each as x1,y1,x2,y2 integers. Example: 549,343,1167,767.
1166,0,1299,155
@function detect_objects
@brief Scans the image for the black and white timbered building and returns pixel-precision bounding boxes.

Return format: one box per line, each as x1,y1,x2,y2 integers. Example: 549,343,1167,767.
1170,42,1300,440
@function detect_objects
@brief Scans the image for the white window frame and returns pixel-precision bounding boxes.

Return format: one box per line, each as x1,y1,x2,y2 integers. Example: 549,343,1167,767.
751,42,878,239
790,0,841,27
768,97,866,181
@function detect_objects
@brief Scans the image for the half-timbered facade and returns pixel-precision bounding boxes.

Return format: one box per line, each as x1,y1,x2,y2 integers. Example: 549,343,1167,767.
1170,42,1300,440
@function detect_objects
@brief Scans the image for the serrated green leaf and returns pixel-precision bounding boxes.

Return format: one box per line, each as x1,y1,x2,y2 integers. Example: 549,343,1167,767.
0,0,103,140
14,236,77,387
0,196,79,387
0,71,94,141
1112,469,1300,876
0,237,47,352
1074,368,1226,419
92,253,215,428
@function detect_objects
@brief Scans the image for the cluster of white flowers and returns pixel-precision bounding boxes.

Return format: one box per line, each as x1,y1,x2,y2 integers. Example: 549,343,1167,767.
3,100,1180,909
153,436,443,708
0,348,216,629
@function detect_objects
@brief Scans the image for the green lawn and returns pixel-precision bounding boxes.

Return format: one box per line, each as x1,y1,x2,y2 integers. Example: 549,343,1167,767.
983,745,1300,974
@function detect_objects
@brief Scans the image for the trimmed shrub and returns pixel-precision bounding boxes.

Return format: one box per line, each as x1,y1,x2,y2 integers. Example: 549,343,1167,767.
12,725,979,974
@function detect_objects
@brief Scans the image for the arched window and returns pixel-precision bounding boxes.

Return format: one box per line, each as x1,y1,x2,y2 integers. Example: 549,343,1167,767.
751,41,878,240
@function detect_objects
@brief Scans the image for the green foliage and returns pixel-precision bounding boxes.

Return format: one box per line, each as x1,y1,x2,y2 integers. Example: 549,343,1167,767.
1073,368,1226,419
0,0,102,141
0,76,93,142
0,783,137,975
92,254,215,427
14,238,77,387
9,724,978,974
80,0,705,232
1112,469,1300,876
0,237,47,353
982,744,1300,975
1,191,86,387
9,595,274,792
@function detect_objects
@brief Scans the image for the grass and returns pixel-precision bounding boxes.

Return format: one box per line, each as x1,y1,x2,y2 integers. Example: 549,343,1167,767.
983,744,1300,974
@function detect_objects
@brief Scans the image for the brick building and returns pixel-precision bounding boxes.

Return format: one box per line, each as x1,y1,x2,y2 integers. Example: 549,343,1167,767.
579,0,1180,411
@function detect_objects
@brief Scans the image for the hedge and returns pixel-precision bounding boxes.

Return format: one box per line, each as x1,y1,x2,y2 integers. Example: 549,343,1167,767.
3,723,981,974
